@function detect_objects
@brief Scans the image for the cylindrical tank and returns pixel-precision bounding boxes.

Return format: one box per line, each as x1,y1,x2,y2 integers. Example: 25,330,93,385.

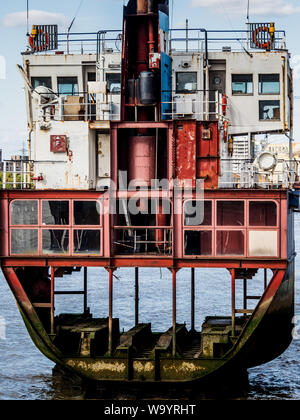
137,0,148,14
128,136,156,187
139,71,157,105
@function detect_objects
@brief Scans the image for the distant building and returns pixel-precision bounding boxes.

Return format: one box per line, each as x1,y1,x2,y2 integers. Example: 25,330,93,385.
4,155,29,172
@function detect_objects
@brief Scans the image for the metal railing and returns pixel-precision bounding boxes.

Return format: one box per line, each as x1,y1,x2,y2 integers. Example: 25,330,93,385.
1,161,33,190
27,28,287,56
114,227,173,256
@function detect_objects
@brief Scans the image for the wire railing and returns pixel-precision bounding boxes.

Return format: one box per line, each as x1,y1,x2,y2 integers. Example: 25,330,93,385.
1,161,33,190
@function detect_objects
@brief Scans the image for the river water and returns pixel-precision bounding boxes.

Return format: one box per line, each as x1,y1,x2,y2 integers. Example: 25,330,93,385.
0,216,300,400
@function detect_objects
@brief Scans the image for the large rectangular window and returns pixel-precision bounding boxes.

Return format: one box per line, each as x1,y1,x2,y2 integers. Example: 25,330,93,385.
184,231,212,256
74,230,101,255
249,201,277,226
42,201,69,225
259,74,280,94
184,201,212,226
42,230,69,255
106,73,121,94
259,100,280,120
57,77,79,95
31,77,52,89
232,74,253,95
217,231,244,256
176,72,197,94
11,229,38,255
74,201,101,225
217,201,244,226
11,201,38,225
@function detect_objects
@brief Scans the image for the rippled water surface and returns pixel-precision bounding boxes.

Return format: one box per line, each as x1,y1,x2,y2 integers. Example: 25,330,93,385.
0,217,300,400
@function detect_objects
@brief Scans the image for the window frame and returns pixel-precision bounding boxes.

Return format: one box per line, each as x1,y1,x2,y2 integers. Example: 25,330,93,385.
106,73,121,94
31,76,52,90
57,76,79,96
259,100,281,121
231,74,253,96
175,71,198,94
259,73,280,95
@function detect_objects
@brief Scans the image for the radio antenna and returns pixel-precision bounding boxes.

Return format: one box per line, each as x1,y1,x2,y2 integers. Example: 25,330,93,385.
246,0,250,48
67,0,84,53
26,0,29,36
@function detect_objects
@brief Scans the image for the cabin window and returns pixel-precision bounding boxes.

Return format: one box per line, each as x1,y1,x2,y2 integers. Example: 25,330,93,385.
259,100,280,120
249,201,277,226
176,72,197,94
184,201,212,226
217,231,244,256
31,77,52,89
232,74,253,95
42,230,69,255
42,201,69,225
184,231,212,256
73,201,101,225
259,74,280,94
217,201,244,226
74,230,101,255
106,73,121,93
11,200,38,225
11,229,38,255
57,77,79,95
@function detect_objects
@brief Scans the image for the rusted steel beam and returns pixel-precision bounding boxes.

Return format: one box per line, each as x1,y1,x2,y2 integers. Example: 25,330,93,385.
243,278,247,311
84,267,88,314
50,267,55,336
231,269,236,337
135,267,139,327
264,268,268,289
172,269,177,357
191,268,195,331
108,268,114,356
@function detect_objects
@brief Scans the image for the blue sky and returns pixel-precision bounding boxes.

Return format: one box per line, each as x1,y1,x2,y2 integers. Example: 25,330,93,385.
1,0,300,158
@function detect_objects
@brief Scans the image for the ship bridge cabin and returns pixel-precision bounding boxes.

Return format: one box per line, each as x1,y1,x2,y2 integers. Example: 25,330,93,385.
0,2,298,377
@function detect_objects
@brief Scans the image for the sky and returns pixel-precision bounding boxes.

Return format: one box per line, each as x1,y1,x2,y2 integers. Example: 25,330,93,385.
1,0,300,158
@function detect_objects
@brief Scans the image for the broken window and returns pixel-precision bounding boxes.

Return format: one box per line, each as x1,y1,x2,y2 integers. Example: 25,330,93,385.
74,230,101,254
74,201,101,225
184,231,212,256
42,201,69,225
31,77,52,89
259,100,280,120
106,73,121,94
176,72,197,93
42,230,69,255
217,201,244,226
259,74,280,94
232,74,253,95
184,201,212,226
11,229,38,255
249,201,277,226
57,77,79,95
11,200,38,225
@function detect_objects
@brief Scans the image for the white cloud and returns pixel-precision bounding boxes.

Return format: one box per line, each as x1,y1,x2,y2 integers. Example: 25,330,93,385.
291,55,300,80
2,10,69,29
191,0,300,15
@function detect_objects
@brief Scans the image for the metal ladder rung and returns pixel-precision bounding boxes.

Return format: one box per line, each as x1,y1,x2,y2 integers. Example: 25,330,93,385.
235,309,255,314
246,296,261,300
54,291,85,295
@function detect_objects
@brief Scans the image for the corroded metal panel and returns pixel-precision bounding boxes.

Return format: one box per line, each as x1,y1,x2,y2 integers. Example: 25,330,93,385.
175,121,196,186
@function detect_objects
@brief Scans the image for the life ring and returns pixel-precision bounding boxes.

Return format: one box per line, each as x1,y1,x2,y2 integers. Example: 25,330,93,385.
222,94,227,116
252,26,272,50
29,28,49,52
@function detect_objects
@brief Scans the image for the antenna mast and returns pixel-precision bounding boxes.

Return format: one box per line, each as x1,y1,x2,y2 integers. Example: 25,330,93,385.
246,0,250,48
26,0,29,37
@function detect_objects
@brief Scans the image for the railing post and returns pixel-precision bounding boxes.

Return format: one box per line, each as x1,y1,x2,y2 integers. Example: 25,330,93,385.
108,268,114,356
3,162,6,189
231,269,236,337
191,268,195,332
50,267,55,335
13,162,17,189
135,267,139,327
172,268,177,357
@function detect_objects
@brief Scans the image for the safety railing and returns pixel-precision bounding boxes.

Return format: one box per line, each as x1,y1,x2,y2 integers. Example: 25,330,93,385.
114,227,173,256
219,159,297,189
169,28,287,53
1,161,33,190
